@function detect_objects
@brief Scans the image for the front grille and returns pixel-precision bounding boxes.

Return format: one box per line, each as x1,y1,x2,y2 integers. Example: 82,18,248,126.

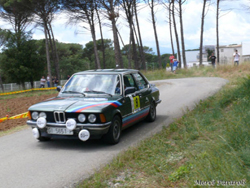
54,111,66,123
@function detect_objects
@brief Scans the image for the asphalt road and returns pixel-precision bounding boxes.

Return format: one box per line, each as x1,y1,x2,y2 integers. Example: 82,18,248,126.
0,77,228,188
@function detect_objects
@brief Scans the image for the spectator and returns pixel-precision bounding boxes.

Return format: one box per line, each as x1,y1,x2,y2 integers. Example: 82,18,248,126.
209,53,216,68
169,54,175,72
40,76,46,88
54,77,59,87
173,59,179,74
52,76,55,87
233,50,240,66
67,75,71,80
46,74,50,87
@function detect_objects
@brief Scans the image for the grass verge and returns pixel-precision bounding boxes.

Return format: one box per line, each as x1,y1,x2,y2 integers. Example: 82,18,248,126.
142,63,250,82
78,65,250,187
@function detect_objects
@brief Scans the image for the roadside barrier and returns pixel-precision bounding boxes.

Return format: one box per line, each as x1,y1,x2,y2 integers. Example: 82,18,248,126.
0,87,57,96
0,112,29,123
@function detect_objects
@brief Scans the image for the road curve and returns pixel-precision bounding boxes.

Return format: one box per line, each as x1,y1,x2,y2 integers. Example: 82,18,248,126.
0,77,228,188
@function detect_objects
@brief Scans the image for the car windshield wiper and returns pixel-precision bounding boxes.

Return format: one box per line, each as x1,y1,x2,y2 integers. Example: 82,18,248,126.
84,90,112,97
62,91,85,96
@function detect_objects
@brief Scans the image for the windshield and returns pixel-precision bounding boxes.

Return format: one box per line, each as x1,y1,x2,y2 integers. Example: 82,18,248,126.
61,74,121,95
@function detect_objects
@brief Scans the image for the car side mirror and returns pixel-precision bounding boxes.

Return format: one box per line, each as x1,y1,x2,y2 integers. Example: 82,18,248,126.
149,83,155,87
125,87,136,95
57,86,62,92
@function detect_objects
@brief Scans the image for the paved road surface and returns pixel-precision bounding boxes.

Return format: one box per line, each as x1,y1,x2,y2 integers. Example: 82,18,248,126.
0,77,228,188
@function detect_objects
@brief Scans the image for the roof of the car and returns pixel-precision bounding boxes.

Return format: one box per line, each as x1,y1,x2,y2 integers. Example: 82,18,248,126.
75,69,138,74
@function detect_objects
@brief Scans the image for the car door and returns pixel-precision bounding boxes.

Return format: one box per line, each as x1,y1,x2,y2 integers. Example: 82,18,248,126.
132,72,151,111
121,73,143,127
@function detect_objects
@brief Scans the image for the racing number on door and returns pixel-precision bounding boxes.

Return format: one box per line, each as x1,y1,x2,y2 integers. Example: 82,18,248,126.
133,96,140,110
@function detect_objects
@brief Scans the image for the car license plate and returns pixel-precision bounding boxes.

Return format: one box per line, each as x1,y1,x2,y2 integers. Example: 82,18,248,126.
47,127,73,135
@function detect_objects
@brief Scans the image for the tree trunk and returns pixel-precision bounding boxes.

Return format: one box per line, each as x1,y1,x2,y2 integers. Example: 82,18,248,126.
132,22,143,69
172,1,181,67
134,1,146,70
128,29,132,69
130,24,138,69
199,0,206,65
216,0,220,65
21,82,25,90
46,24,57,79
112,18,124,68
49,22,60,79
150,0,162,69
179,0,187,68
123,1,138,70
86,12,101,69
0,73,4,92
169,2,175,55
44,23,52,85
96,7,106,68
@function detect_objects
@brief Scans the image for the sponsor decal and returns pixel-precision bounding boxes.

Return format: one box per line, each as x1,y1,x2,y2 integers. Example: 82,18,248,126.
122,107,150,127
82,98,108,101
128,95,141,113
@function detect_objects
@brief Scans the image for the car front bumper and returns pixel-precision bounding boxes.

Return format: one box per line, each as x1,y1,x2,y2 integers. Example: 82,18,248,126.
27,120,111,139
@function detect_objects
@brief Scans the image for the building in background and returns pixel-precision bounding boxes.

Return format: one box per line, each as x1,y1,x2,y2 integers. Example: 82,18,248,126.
216,43,250,65
179,45,215,68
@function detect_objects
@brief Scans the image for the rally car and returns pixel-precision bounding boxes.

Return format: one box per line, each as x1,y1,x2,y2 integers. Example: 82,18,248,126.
27,69,161,144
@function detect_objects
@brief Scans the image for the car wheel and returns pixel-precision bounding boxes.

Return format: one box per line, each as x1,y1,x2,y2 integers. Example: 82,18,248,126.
103,115,122,144
146,102,156,122
38,136,51,141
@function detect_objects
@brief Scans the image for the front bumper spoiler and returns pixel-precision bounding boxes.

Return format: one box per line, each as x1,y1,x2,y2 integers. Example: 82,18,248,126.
26,120,111,132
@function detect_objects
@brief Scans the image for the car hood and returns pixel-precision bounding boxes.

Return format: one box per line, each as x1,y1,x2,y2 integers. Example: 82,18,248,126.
28,96,122,112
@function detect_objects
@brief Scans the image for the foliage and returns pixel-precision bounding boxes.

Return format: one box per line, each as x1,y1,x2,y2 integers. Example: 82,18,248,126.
0,0,33,33
57,42,89,78
0,28,11,47
83,39,113,61
0,32,44,86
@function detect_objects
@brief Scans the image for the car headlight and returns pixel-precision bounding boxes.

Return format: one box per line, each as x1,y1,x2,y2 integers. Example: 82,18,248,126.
39,112,47,118
88,114,96,123
37,117,47,128
32,112,39,120
78,114,86,123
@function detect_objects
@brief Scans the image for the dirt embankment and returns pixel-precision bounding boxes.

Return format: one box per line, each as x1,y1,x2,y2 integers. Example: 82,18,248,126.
0,93,57,131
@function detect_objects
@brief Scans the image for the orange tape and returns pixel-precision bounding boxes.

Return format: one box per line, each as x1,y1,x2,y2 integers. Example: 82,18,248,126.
0,116,8,123
0,87,57,96
8,112,28,120
0,112,28,123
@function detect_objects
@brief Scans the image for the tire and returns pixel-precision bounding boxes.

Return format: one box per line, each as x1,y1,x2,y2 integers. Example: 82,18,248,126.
103,115,122,144
146,102,156,122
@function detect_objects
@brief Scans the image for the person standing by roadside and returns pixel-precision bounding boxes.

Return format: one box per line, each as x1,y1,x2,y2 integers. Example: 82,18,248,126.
40,76,46,88
173,59,179,74
46,74,50,87
54,77,59,87
169,54,175,72
233,50,240,66
52,76,55,87
209,53,216,68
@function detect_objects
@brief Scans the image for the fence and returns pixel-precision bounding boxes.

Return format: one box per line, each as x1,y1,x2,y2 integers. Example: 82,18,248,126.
0,80,68,93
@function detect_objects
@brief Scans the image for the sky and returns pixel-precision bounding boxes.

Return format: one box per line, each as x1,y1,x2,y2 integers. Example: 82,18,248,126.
1,0,250,55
